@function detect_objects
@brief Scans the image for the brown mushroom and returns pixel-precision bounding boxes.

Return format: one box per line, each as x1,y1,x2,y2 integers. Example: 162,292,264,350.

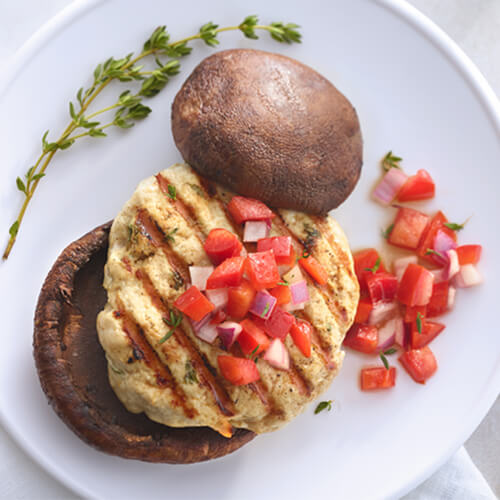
171,49,363,214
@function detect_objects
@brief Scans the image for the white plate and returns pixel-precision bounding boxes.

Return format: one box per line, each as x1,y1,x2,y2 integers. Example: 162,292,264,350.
0,0,499,498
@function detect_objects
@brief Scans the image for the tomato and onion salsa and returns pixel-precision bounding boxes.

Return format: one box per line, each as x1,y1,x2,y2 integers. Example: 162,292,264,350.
345,152,483,391
172,196,329,386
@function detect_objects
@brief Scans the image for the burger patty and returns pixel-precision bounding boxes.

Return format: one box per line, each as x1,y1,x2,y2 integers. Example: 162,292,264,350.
97,163,359,437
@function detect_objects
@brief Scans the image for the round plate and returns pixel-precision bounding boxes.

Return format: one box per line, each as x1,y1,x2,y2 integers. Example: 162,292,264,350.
0,1,499,498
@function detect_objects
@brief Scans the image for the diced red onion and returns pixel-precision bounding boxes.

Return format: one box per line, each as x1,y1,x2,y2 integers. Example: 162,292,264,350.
243,220,270,242
372,168,408,205
205,288,228,310
195,322,219,344
432,230,458,265
284,301,305,312
217,321,242,349
368,301,398,325
377,317,402,351
393,255,418,281
189,265,214,290
394,317,406,347
447,286,456,310
452,264,483,288
191,312,212,332
283,264,303,284
249,291,277,320
444,249,459,280
263,338,290,370
430,268,447,283
290,280,309,305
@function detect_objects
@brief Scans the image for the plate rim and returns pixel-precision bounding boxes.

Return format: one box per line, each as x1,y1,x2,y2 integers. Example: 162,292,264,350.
0,0,499,498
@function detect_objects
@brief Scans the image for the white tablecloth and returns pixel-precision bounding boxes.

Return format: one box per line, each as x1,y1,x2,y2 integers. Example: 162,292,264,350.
0,1,499,498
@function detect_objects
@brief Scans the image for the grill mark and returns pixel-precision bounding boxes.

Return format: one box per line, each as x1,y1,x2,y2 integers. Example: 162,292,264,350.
121,256,132,273
312,216,356,282
156,173,207,244
287,359,312,397
135,268,236,421
271,213,346,325
135,208,190,285
114,300,196,419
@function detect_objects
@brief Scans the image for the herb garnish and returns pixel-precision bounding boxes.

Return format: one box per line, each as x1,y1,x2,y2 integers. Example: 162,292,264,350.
167,184,177,200
165,227,178,243
425,248,444,259
110,364,125,375
188,183,205,198
278,280,289,286
364,256,381,274
261,303,270,318
382,223,394,239
381,151,402,171
444,219,469,232
3,15,301,260
159,309,183,344
249,344,260,362
416,312,423,335
184,361,198,384
379,348,397,370
314,400,332,414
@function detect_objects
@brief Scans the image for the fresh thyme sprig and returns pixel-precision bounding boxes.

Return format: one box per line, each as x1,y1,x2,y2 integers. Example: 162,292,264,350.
159,309,183,344
381,151,403,171
3,16,301,260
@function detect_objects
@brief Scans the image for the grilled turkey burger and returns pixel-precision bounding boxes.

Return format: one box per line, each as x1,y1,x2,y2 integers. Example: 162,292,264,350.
97,163,359,438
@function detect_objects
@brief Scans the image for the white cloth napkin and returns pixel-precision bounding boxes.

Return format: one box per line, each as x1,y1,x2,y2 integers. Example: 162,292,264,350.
403,447,497,500
0,422,496,499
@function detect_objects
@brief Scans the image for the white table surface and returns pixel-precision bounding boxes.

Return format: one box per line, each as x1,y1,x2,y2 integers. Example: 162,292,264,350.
0,1,498,498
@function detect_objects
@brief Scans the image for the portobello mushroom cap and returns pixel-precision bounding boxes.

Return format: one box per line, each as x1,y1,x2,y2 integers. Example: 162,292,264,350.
33,222,254,463
171,49,362,214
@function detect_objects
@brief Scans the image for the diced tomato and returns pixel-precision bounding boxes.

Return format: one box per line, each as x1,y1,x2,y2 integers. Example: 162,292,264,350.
290,320,312,357
409,320,445,349
354,296,374,323
388,207,430,250
238,319,270,355
227,196,275,224
173,285,215,322
257,236,295,266
226,280,255,320
398,264,434,306
263,307,295,339
399,346,437,384
269,285,292,306
218,355,260,385
456,245,482,265
397,169,435,202
206,256,245,289
353,248,387,292
365,272,398,304
417,211,457,262
299,255,328,285
343,324,378,354
360,367,396,391
404,305,426,323
203,228,242,265
427,281,450,318
245,251,280,290
210,309,227,325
